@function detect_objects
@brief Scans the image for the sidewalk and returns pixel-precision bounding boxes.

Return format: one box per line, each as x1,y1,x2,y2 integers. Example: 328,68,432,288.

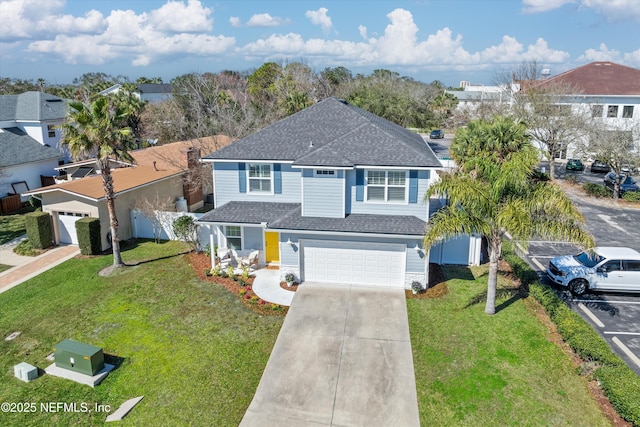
0,245,80,294
251,268,295,306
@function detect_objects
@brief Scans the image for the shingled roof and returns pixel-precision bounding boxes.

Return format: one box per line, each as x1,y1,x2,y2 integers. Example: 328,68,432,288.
0,91,69,121
202,97,441,168
523,62,640,96
0,127,61,167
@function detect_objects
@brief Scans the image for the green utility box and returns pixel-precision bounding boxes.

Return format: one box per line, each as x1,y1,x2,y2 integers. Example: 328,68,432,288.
53,339,104,376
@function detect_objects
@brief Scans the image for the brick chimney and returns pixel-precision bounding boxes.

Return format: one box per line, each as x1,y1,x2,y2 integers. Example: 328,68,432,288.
180,147,203,209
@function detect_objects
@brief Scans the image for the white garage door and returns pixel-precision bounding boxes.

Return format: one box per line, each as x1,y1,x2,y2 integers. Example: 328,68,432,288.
302,240,406,287
57,212,87,244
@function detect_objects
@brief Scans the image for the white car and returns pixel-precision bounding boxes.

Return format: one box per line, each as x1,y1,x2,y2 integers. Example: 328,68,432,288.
547,247,640,295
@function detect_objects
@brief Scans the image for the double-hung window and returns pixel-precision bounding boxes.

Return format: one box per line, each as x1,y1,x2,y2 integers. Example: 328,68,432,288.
225,226,242,249
366,170,406,202
248,163,271,193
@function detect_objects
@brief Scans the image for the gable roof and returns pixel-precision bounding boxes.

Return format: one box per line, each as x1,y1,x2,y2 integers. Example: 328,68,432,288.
130,136,232,171
524,62,640,96
0,91,69,122
202,97,441,168
137,83,172,94
24,165,181,201
0,127,61,167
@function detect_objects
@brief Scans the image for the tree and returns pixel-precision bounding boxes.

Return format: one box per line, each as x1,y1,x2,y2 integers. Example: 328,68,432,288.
579,122,640,199
172,215,198,252
60,96,134,267
423,116,594,315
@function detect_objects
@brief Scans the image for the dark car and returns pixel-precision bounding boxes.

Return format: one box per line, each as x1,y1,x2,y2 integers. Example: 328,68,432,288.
590,160,610,173
603,172,640,195
565,159,585,171
430,129,444,139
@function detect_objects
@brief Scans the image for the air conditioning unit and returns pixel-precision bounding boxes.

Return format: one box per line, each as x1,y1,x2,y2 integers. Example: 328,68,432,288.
14,362,38,382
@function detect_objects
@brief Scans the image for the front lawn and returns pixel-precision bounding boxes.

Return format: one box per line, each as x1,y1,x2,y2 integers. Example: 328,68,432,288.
0,240,283,426
408,264,612,426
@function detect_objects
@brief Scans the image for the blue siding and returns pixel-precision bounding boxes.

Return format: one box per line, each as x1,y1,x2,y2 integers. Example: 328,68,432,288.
346,169,431,220
302,169,344,218
243,227,263,250
213,162,301,206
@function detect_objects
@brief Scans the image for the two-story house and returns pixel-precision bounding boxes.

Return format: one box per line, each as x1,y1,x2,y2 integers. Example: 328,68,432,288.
199,97,481,289
0,91,69,200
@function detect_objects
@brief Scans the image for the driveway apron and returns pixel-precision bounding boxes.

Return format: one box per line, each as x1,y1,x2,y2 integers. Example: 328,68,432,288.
240,282,420,427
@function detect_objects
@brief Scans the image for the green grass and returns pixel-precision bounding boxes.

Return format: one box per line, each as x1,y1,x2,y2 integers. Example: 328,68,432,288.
0,240,283,426
408,265,611,427
0,264,11,273
0,209,34,245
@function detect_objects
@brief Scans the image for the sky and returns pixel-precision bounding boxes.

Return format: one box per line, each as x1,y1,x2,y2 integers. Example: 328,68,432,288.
1,0,639,87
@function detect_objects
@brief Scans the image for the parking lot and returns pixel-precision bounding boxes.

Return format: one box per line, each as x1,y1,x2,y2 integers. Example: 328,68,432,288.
524,195,640,376
428,140,640,374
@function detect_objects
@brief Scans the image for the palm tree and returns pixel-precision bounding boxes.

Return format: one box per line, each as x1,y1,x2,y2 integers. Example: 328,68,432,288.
424,117,594,315
60,96,133,267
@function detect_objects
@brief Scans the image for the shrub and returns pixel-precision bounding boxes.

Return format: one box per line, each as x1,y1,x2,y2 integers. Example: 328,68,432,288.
13,240,40,256
622,191,640,202
596,364,640,426
76,217,101,255
172,215,198,251
583,183,611,198
24,211,52,249
564,174,578,185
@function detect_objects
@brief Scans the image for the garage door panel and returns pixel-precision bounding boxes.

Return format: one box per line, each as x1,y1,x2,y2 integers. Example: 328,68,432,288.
302,240,405,287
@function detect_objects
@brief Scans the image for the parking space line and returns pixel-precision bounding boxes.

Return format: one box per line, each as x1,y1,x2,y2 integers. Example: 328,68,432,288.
578,303,605,328
531,257,545,271
612,337,640,369
573,299,640,305
604,331,640,336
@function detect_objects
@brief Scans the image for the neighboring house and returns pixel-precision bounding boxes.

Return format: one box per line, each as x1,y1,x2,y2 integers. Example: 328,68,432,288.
98,83,173,103
519,61,640,159
199,97,482,289
0,92,69,199
0,127,61,201
23,136,231,249
0,91,70,161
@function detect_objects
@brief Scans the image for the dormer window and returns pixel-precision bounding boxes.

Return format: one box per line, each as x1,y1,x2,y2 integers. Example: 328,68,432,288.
315,169,335,175
248,163,271,192
366,170,407,202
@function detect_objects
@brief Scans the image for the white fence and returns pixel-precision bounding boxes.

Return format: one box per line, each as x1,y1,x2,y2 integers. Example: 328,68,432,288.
130,210,212,249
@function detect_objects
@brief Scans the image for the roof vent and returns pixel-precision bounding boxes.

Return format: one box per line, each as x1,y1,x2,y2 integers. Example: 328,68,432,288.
309,141,314,148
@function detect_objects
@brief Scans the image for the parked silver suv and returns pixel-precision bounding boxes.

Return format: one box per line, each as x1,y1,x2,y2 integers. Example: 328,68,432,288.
547,247,640,295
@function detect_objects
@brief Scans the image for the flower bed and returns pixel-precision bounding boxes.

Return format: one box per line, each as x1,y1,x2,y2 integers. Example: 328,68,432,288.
185,252,287,316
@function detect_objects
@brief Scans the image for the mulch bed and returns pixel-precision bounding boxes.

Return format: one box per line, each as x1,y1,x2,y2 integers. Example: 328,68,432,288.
406,263,449,299
185,252,287,316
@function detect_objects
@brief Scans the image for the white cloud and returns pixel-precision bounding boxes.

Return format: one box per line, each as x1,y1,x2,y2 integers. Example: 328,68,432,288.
577,43,622,62
358,25,368,39
26,1,234,67
246,13,290,27
229,16,241,27
522,0,640,22
581,0,640,22
0,0,106,41
305,8,334,35
149,0,213,32
522,0,576,14
623,49,640,66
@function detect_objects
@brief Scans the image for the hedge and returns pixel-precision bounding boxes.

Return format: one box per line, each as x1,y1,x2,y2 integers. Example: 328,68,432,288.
622,191,640,202
583,182,611,198
76,217,101,255
503,240,640,426
24,211,52,249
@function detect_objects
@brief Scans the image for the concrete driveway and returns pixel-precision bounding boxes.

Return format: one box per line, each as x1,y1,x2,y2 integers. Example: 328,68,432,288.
240,282,420,427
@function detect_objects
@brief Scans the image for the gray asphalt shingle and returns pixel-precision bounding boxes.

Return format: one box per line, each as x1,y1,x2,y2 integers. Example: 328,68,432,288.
0,91,68,121
198,201,426,236
202,97,441,168
0,128,61,167
198,201,300,224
